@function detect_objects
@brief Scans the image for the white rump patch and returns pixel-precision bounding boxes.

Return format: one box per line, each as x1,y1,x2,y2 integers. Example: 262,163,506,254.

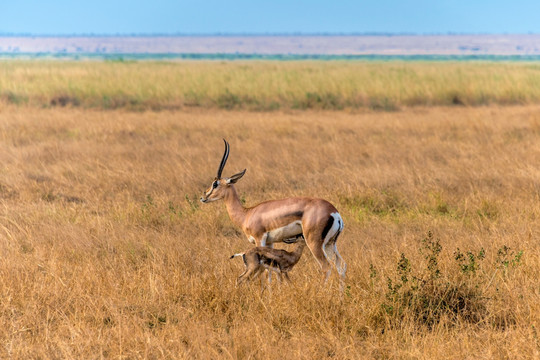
323,212,343,247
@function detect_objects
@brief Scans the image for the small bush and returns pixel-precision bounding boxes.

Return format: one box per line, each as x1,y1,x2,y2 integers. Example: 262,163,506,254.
496,245,524,270
378,231,520,328
454,248,485,275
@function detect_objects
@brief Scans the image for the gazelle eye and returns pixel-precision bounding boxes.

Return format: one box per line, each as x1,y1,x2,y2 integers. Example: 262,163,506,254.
212,181,219,188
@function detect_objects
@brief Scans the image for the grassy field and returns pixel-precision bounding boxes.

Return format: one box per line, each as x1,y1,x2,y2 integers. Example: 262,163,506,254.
0,97,539,358
3,60,540,111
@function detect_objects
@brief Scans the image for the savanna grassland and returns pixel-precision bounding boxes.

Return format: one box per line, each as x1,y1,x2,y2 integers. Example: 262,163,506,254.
0,61,539,359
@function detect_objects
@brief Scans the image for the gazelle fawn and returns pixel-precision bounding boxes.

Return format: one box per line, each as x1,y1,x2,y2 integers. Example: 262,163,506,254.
230,238,307,285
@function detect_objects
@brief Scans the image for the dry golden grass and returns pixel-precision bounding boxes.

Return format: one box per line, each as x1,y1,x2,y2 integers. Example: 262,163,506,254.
0,104,539,359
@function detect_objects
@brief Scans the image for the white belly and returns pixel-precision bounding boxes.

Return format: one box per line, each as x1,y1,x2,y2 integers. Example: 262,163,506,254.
267,221,303,244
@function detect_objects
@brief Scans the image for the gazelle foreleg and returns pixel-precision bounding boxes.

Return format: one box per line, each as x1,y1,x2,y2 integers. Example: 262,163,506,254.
259,233,271,247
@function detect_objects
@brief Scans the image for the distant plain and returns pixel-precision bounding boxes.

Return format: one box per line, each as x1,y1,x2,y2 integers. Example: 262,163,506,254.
2,34,540,57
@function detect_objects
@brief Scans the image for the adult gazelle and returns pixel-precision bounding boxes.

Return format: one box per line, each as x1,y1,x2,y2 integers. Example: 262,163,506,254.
200,139,346,283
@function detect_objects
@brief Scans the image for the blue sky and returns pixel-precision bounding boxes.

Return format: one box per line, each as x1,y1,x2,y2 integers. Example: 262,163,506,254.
1,0,540,35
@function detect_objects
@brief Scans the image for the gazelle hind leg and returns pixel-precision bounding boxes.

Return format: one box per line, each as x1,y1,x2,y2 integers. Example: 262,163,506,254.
322,230,339,282
322,240,339,283
236,268,248,282
237,267,255,285
323,239,337,264
305,232,332,282
236,253,261,285
320,213,344,283
333,243,347,279
304,211,344,284
322,228,347,290
328,241,347,292
327,231,346,279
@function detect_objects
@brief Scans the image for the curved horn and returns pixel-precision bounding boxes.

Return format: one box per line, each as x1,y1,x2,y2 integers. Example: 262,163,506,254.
216,139,230,179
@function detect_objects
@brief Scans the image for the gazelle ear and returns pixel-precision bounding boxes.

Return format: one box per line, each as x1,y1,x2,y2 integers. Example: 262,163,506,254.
226,169,247,184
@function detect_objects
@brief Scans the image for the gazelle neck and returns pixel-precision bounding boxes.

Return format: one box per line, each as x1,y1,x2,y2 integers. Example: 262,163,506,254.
223,185,246,227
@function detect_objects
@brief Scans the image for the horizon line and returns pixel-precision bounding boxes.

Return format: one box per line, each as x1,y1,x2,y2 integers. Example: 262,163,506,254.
1,32,539,37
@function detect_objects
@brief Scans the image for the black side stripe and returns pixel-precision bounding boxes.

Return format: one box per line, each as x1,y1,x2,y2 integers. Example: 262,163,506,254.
282,211,304,218
321,216,334,241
